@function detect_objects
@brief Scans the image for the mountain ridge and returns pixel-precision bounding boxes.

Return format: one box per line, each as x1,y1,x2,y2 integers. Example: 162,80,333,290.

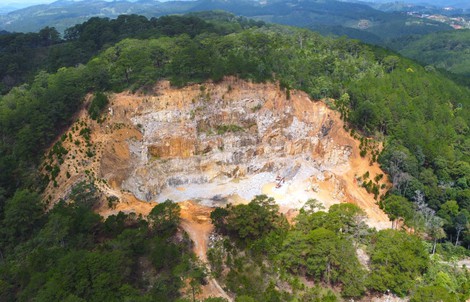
0,0,452,45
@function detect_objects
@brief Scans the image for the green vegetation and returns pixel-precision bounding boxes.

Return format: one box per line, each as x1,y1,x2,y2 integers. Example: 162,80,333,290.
280,227,366,297
0,184,207,301
0,11,469,301
209,196,469,300
392,29,470,77
0,13,263,94
215,124,244,135
88,92,109,121
211,195,288,246
368,229,429,296
381,194,414,229
148,199,181,234
0,0,451,48
410,286,459,302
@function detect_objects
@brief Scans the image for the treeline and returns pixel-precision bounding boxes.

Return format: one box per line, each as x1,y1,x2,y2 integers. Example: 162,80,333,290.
209,196,469,301
0,12,264,93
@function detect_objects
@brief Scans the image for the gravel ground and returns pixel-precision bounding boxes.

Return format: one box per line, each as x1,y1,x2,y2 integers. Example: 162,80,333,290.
155,160,326,209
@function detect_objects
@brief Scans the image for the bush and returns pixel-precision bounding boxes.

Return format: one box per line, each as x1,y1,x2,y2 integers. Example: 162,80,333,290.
435,242,470,260
410,285,459,302
88,92,109,120
368,230,429,296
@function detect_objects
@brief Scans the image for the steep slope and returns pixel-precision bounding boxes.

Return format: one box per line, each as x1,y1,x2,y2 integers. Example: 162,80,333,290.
44,78,389,229
393,29,470,76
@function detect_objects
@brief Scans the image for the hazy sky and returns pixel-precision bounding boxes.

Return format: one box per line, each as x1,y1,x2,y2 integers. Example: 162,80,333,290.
2,0,55,6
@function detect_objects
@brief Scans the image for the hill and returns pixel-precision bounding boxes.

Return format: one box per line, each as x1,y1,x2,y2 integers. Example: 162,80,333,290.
0,13,469,301
44,78,390,228
390,29,470,77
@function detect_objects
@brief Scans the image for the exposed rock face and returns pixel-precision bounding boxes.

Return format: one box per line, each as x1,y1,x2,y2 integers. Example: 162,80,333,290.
148,137,196,159
44,78,389,229
112,80,351,203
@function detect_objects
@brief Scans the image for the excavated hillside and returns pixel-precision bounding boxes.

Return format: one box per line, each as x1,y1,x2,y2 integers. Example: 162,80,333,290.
44,78,390,228
42,78,392,300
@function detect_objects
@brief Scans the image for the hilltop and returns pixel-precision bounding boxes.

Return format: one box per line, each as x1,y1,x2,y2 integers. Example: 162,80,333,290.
0,14,469,301
44,78,389,228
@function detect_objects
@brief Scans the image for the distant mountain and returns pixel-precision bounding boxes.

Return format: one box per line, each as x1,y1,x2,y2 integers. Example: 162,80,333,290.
0,0,177,33
0,1,48,15
0,0,452,46
0,6,21,15
250,0,451,44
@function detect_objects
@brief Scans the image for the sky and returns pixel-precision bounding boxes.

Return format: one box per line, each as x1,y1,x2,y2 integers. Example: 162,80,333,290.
1,0,55,7
0,0,139,8
4,0,54,4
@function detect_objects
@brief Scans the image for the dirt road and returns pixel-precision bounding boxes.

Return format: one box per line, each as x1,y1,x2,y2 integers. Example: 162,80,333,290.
180,202,232,301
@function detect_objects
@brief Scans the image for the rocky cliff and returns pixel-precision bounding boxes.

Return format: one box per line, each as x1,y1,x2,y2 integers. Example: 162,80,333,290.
43,78,390,229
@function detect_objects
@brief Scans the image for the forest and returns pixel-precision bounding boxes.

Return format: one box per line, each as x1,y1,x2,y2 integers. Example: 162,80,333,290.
0,12,469,301
390,29,470,77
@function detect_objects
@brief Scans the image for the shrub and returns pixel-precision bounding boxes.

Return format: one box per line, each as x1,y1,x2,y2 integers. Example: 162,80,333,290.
88,92,109,120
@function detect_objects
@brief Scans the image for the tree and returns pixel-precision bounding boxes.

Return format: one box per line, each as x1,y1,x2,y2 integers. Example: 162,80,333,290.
427,216,446,255
88,92,108,120
294,209,328,234
324,203,366,235
379,145,420,195
186,260,207,302
438,200,459,229
223,195,288,244
279,228,366,297
210,206,230,234
148,199,180,234
35,250,131,301
413,190,437,230
300,198,325,215
382,55,400,73
1,189,44,249
46,199,102,249
300,286,338,302
454,210,469,246
383,194,414,229
410,285,459,302
68,181,100,209
352,100,380,134
368,229,429,296
0,186,6,215
38,26,60,46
